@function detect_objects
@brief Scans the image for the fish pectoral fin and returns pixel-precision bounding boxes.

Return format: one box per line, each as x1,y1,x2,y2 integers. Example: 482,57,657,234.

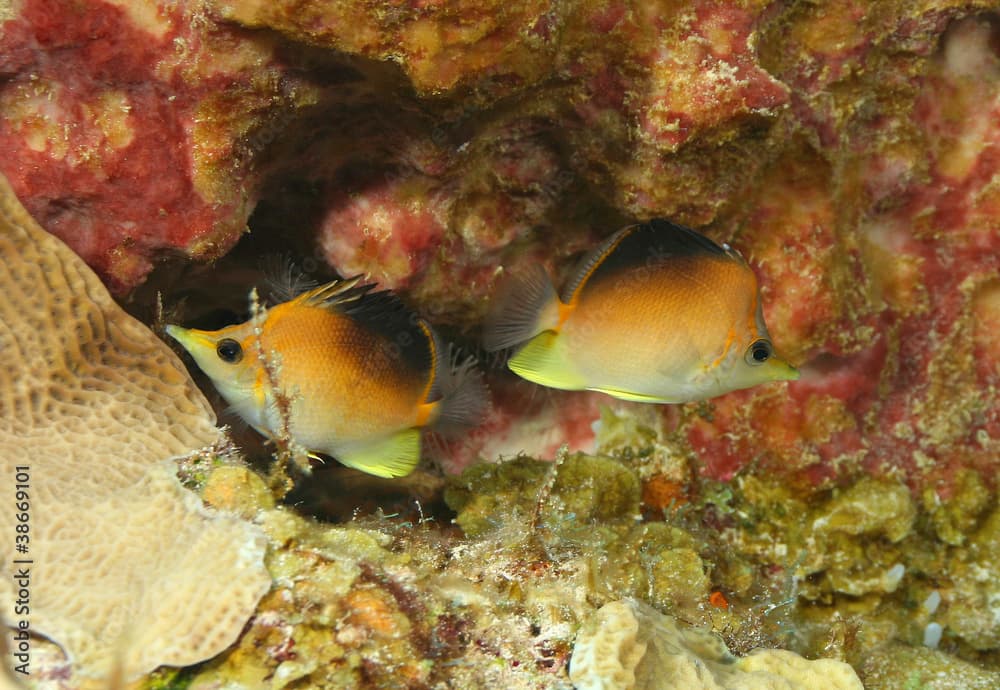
483,264,559,352
335,429,422,479
508,332,587,391
586,386,674,404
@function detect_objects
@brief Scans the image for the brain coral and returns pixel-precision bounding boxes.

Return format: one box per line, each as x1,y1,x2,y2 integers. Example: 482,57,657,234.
0,173,270,681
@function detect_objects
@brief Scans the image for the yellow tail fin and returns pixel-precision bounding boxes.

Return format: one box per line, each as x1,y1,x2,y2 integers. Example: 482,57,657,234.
336,429,421,478
508,332,587,392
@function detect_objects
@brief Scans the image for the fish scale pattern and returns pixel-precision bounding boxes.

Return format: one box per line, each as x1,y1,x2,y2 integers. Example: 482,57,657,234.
0,173,271,681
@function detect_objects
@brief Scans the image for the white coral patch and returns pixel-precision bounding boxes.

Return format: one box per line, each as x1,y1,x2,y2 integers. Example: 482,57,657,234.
569,599,863,690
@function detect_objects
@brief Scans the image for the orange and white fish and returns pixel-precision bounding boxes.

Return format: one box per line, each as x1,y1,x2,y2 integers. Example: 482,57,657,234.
166,277,487,478
484,219,798,402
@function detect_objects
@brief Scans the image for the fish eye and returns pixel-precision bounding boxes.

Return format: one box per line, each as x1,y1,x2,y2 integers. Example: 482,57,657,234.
216,338,243,363
745,339,772,366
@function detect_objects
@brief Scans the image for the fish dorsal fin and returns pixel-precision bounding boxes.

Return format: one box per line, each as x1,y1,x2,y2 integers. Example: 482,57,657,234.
259,253,320,304
292,275,371,310
560,226,635,304
560,219,740,304
295,276,434,376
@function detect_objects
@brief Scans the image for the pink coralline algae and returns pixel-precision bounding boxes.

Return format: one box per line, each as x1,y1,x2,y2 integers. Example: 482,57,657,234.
687,15,1000,494
0,0,313,293
0,0,998,496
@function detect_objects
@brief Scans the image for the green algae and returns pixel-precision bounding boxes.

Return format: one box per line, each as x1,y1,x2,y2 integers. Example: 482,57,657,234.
144,668,195,690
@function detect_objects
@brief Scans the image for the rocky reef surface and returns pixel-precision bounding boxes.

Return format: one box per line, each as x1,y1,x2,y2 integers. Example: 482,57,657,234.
2,0,999,688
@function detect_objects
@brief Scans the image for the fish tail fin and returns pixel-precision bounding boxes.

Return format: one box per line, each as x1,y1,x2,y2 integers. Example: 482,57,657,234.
483,265,561,351
426,343,490,436
508,331,587,391
336,429,422,478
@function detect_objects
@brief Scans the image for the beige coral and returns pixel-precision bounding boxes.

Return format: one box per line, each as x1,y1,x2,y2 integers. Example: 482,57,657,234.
0,173,270,681
569,599,863,690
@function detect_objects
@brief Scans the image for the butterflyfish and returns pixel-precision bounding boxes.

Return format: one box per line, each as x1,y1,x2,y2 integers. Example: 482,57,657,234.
483,219,798,403
166,277,487,478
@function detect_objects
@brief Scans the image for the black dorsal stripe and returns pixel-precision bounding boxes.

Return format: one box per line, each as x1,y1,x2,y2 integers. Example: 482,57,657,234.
299,276,433,376
341,286,433,376
561,219,737,303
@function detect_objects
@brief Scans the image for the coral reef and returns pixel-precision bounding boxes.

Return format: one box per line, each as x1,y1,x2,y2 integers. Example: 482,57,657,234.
86,445,993,689
3,0,1000,687
0,173,270,682
5,378,999,687
149,453,868,690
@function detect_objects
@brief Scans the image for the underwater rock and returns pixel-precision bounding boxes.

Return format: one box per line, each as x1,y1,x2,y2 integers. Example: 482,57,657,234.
0,0,318,293
0,173,270,682
690,11,1000,490
445,454,711,610
940,506,1000,651
812,478,916,543
445,453,641,538
569,599,863,690
181,457,623,689
3,2,1000,682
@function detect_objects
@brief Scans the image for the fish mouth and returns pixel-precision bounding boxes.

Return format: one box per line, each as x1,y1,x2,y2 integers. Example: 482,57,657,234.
164,324,194,348
774,358,800,381
164,324,215,353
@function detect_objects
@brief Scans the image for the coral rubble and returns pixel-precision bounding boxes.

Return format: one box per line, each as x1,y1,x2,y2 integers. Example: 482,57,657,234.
0,173,270,682
860,642,1000,690
170,454,874,690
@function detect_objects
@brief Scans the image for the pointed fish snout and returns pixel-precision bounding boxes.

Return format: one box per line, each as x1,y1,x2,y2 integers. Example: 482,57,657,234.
773,358,800,381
